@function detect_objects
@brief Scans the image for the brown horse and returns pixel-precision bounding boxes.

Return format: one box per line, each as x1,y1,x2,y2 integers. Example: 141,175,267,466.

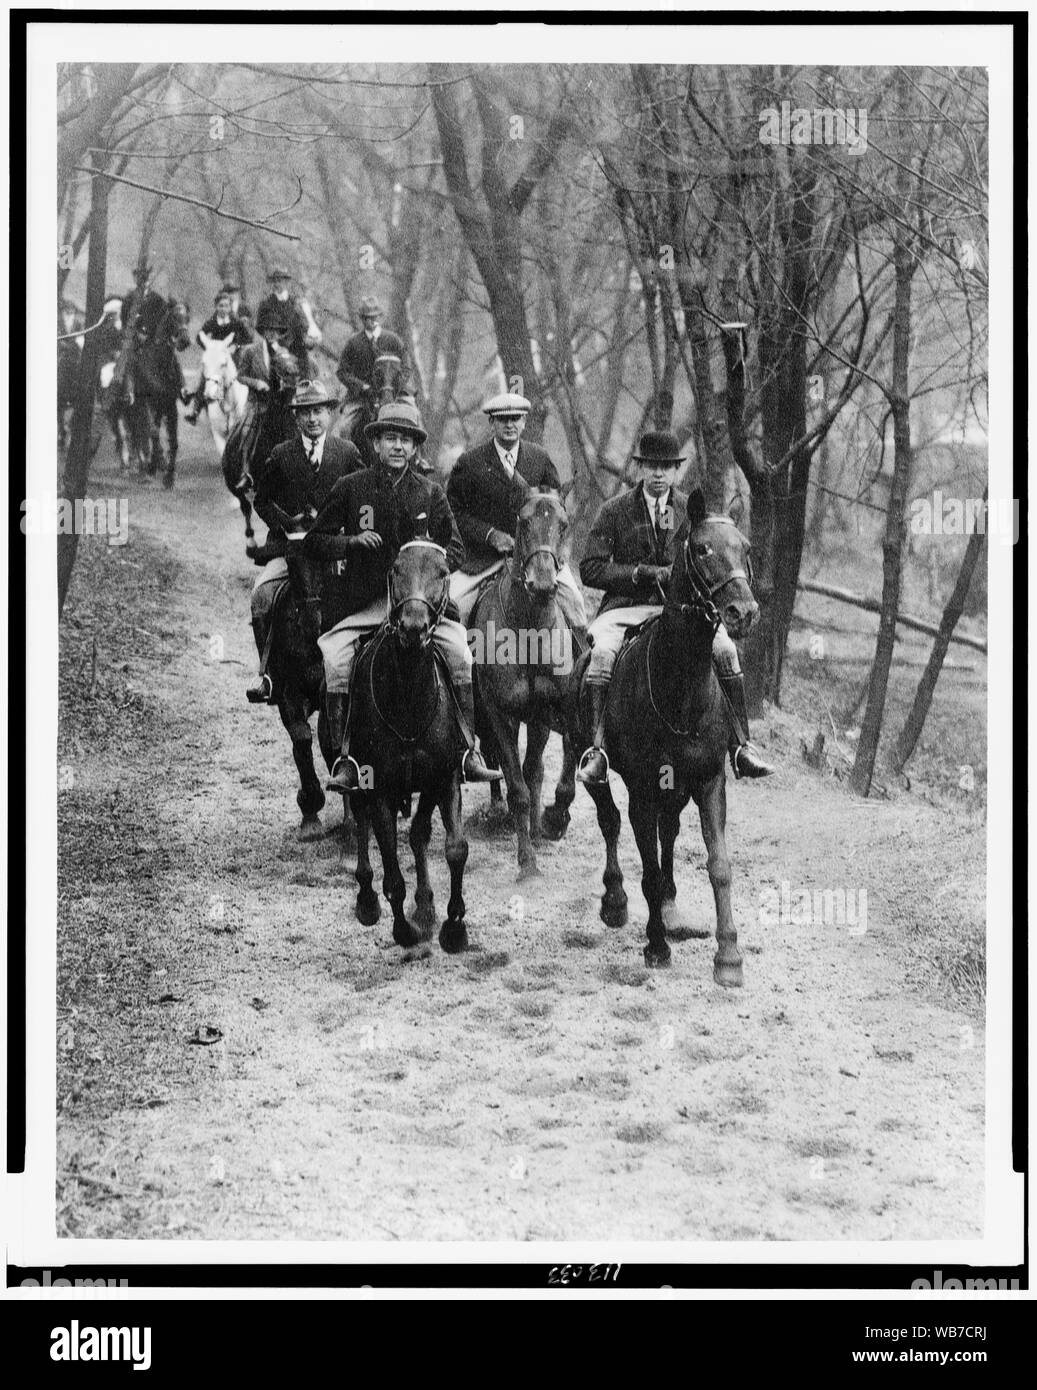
344,540,471,954
337,352,405,469
222,344,302,556
568,491,757,985
469,489,581,880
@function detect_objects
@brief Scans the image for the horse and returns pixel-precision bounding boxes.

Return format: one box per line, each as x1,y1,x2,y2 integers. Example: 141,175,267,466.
337,352,405,469
344,540,471,954
468,488,581,880
198,332,248,460
568,490,758,985
109,299,190,487
250,502,340,842
222,345,301,557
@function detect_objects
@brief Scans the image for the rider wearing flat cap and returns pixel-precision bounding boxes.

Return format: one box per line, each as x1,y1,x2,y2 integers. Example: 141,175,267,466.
245,379,365,705
446,392,589,631
308,400,500,793
576,430,774,785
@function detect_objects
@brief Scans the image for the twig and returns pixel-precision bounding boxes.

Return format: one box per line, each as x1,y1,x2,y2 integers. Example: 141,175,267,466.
72,165,302,242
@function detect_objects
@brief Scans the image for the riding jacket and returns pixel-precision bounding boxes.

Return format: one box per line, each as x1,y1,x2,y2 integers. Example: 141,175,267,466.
197,313,252,350
254,435,365,558
255,293,312,362
121,288,168,340
311,462,464,628
580,483,689,616
446,438,561,574
335,328,409,399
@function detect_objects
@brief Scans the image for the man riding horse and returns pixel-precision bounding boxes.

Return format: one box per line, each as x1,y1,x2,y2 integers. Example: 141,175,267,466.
113,263,187,406
308,400,500,793
446,392,588,633
184,289,253,425
246,379,365,705
255,266,321,377
575,430,774,785
335,295,410,452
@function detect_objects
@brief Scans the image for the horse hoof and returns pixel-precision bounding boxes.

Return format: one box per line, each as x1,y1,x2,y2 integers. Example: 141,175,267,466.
393,920,422,949
355,894,380,926
413,902,436,936
439,921,468,954
541,808,570,841
162,473,175,490
713,958,744,989
517,862,542,883
600,897,628,929
297,815,323,842
644,940,672,968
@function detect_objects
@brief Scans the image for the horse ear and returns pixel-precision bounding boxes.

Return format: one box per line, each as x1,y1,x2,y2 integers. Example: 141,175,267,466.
199,331,210,348
728,492,746,527
687,487,707,528
220,332,235,349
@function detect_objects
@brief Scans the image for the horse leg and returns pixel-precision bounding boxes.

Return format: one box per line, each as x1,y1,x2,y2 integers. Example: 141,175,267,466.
278,698,325,841
695,773,743,988
438,775,469,954
522,718,550,844
240,495,257,558
542,729,576,841
486,704,537,880
409,788,437,940
162,404,178,489
370,797,418,949
627,793,669,967
351,798,380,925
586,781,628,927
658,803,710,939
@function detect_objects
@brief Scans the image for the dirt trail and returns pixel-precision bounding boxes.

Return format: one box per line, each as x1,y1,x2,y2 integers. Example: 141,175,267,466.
56,440,985,1243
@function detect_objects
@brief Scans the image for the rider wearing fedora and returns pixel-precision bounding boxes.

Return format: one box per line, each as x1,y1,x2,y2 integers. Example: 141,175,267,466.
256,267,320,375
335,295,410,433
446,392,588,631
308,400,500,792
245,379,365,705
114,263,184,403
575,430,774,785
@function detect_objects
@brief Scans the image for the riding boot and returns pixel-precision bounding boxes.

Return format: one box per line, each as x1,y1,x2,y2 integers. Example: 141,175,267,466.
717,672,774,779
246,612,274,704
576,681,611,785
455,682,503,783
326,694,362,793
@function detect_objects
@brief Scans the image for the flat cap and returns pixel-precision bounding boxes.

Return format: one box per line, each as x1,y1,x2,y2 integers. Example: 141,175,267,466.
482,391,531,417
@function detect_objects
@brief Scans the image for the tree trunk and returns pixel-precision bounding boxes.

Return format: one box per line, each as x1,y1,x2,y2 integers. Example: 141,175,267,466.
59,167,110,616
850,209,915,795
892,492,988,771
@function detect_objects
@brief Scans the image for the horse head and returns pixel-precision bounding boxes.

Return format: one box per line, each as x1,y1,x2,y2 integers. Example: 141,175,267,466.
267,502,323,645
671,489,758,641
372,353,403,407
514,488,571,607
165,299,191,351
388,535,451,653
199,332,238,402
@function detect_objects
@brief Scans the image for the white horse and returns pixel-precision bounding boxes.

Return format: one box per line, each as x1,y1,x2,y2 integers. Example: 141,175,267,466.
198,331,249,459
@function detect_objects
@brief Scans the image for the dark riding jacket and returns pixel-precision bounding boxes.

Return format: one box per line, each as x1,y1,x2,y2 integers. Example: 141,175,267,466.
121,287,167,340
446,438,561,574
335,328,408,399
255,293,312,362
236,340,298,395
581,483,688,616
197,313,252,351
311,462,463,628
254,435,365,558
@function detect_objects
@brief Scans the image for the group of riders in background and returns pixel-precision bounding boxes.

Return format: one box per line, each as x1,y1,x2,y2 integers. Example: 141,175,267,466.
57,260,773,978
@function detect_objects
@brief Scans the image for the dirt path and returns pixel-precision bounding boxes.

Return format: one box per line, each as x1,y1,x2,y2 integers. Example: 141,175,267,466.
56,439,985,1243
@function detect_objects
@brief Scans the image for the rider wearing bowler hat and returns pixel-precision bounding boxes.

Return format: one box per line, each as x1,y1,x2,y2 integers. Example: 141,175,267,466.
309,399,501,793
255,266,321,374
575,430,774,786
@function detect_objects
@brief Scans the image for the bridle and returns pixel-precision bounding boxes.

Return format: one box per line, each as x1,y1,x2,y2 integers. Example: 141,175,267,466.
386,539,450,647
202,347,240,416
514,502,569,594
660,517,754,632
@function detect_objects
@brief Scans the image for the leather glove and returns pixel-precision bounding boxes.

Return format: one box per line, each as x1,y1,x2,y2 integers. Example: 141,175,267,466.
636,564,671,587
486,528,515,556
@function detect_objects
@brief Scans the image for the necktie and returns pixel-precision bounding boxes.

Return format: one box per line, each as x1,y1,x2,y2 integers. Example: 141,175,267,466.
307,441,319,471
502,450,514,476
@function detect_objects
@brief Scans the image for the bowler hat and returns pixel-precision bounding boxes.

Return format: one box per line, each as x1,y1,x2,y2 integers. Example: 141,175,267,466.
632,430,685,464
268,266,292,282
365,400,427,444
359,295,383,317
291,379,337,410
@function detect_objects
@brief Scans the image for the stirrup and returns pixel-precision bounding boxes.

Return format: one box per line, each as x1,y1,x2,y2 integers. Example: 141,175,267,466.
731,743,774,780
246,674,273,704
326,754,363,793
576,745,610,785
461,749,503,783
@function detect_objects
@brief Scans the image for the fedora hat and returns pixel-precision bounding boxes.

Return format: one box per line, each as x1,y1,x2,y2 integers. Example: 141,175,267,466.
359,295,383,317
632,430,685,464
291,379,337,409
365,399,427,444
268,265,292,282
